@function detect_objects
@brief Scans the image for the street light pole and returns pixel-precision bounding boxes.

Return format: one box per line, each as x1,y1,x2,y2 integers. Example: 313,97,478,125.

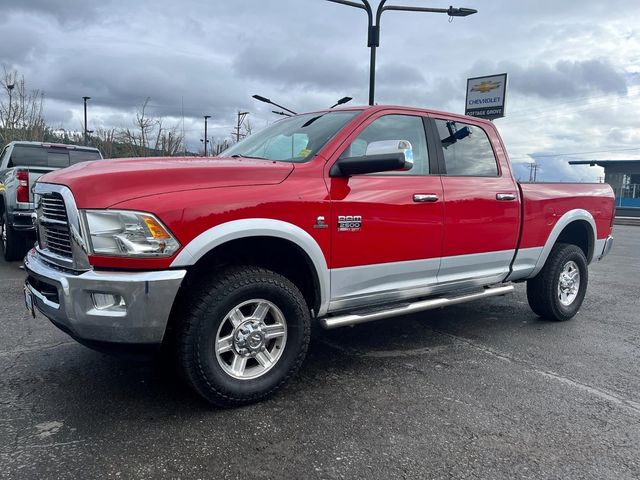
82,96,91,145
6,83,14,132
203,115,211,156
325,0,477,105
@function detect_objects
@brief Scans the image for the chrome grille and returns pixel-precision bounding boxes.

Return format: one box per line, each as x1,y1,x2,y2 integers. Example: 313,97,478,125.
39,194,73,258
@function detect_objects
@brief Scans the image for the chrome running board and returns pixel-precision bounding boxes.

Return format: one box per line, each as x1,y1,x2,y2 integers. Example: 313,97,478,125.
320,285,514,329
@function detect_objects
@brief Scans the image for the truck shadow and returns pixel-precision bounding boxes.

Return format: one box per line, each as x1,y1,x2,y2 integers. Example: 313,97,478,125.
13,289,548,418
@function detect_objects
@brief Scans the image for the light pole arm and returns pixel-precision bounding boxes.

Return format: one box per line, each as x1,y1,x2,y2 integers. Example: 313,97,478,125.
382,5,448,14
324,0,477,106
324,0,367,11
382,5,477,16
270,101,297,115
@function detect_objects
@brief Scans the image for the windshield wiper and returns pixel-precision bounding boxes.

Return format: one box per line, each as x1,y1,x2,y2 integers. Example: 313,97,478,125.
301,115,324,128
230,154,268,160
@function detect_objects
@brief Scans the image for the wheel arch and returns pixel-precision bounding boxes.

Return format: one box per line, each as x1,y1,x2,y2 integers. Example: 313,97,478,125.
530,209,596,278
170,219,330,317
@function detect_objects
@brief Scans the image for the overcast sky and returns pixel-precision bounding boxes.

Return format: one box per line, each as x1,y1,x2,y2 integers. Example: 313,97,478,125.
2,0,640,181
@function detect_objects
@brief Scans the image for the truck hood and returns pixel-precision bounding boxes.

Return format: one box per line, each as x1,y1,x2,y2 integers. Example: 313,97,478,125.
38,156,295,208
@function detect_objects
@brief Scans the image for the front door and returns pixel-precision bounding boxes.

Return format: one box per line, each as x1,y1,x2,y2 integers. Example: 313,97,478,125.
327,111,444,312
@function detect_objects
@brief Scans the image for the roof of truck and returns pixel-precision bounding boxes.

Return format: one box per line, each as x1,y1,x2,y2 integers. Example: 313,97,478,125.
317,104,495,126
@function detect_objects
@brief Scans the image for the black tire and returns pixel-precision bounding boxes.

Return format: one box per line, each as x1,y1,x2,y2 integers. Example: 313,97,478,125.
526,243,588,321
177,265,310,407
1,210,27,262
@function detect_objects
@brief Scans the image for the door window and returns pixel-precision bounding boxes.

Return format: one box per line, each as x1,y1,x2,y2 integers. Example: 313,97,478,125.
341,115,430,175
434,119,498,176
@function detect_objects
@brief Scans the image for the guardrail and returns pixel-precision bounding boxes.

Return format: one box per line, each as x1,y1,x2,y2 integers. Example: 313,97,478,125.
615,217,640,226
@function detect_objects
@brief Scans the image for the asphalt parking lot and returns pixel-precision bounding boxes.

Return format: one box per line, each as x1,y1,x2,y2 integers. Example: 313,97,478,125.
1,225,639,479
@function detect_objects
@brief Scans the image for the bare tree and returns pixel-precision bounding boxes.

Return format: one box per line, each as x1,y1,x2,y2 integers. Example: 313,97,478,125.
0,68,46,146
91,128,119,158
242,118,253,138
118,98,184,157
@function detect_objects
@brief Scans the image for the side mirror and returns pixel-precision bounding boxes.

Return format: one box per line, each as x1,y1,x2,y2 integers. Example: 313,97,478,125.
330,152,406,177
441,125,471,148
330,139,413,177
366,140,413,171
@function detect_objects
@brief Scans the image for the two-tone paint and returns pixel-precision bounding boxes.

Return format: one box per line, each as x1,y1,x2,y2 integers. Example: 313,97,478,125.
38,105,616,322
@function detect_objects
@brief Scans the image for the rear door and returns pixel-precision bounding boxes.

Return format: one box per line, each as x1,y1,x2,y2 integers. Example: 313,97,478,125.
327,111,445,311
430,117,520,285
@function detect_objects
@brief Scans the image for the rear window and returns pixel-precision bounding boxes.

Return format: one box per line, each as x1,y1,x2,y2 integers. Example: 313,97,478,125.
70,149,102,164
9,145,101,168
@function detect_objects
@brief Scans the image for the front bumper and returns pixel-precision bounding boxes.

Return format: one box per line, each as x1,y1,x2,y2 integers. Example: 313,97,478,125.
24,249,186,345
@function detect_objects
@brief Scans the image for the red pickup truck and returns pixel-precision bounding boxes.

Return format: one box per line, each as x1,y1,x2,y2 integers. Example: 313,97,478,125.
24,105,615,406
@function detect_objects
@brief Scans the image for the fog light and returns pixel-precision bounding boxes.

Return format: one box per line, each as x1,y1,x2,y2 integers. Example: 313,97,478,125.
91,292,126,311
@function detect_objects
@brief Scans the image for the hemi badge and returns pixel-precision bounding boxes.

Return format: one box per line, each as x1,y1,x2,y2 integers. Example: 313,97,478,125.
313,216,328,229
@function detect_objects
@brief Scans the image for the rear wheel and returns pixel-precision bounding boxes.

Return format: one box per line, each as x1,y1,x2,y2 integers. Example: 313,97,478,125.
1,211,28,261
177,266,310,407
526,243,588,321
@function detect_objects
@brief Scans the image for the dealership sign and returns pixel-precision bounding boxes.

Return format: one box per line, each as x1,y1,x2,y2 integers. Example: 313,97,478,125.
465,73,507,120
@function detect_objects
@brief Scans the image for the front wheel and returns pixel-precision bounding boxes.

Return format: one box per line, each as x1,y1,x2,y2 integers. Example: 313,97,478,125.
526,243,588,321
1,211,28,262
177,266,310,407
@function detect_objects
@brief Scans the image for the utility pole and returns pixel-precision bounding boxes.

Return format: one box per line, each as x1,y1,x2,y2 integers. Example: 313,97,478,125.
82,96,91,145
528,162,539,182
326,0,476,105
235,111,249,142
203,115,211,156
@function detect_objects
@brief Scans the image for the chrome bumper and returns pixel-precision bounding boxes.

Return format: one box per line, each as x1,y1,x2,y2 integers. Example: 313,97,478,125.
599,235,614,261
24,249,186,344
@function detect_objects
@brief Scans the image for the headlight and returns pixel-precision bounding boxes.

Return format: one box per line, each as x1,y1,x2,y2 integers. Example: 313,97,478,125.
83,210,180,257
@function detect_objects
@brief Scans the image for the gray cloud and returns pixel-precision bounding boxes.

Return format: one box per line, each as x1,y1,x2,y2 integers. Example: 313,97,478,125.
233,45,365,91
496,59,628,99
5,0,104,23
0,0,638,160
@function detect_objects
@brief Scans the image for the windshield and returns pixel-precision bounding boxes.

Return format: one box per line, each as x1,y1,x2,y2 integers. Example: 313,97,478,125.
222,110,360,163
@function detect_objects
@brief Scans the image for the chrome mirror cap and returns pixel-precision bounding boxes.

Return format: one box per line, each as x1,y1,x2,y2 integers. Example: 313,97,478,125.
365,139,413,171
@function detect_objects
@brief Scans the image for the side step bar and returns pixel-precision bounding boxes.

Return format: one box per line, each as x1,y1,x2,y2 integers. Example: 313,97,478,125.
320,285,514,330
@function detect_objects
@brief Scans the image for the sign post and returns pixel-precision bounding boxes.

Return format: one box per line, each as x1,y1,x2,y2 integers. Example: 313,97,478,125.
465,73,507,120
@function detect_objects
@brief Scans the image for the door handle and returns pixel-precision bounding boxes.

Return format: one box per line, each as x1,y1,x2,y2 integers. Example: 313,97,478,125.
496,193,517,201
413,194,439,202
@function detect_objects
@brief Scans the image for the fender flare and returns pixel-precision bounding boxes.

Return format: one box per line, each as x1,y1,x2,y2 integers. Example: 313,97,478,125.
170,218,330,316
529,209,597,278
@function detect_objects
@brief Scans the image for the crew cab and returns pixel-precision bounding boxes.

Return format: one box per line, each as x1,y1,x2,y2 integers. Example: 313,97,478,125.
23,106,615,406
0,141,103,260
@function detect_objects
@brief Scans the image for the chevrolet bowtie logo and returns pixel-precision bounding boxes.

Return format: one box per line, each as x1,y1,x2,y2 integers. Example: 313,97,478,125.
471,81,501,93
